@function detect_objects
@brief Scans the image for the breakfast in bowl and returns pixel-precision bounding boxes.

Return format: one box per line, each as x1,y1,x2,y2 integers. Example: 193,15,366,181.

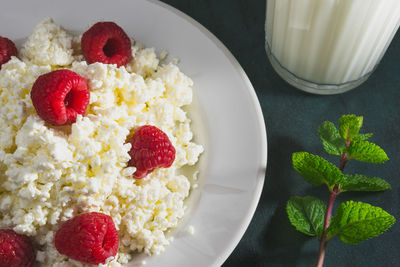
0,18,203,266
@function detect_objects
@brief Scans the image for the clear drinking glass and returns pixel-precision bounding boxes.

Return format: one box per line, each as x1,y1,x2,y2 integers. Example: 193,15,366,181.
265,0,400,94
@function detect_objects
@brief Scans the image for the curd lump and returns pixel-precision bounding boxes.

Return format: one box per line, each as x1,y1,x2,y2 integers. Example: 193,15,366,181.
0,18,203,266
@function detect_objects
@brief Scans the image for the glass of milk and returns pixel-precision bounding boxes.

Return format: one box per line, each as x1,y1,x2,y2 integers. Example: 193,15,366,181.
265,0,400,94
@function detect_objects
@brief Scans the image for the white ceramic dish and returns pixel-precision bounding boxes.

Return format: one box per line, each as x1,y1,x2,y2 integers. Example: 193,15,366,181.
0,0,267,266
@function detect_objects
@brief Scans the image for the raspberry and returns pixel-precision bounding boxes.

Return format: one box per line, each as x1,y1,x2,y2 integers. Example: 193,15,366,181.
0,36,17,69
55,212,119,265
30,69,90,126
81,22,132,67
0,229,35,267
128,125,176,179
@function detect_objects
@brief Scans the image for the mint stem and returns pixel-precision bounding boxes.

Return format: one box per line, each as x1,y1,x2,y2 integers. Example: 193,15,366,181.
315,184,339,267
339,152,348,170
315,142,349,267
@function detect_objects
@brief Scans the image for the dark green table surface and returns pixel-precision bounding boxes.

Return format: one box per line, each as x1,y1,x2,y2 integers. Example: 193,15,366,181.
161,1,400,266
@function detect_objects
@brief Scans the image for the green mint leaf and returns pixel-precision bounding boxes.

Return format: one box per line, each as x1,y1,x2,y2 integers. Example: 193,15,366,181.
345,140,389,163
353,133,373,141
292,152,344,189
327,201,395,244
286,196,326,238
341,174,391,192
339,115,363,141
318,121,345,156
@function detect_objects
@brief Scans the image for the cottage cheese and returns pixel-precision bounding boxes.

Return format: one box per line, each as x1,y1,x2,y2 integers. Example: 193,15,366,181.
0,19,203,266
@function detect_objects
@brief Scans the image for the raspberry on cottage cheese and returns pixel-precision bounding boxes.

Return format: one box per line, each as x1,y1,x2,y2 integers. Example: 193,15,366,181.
0,18,203,266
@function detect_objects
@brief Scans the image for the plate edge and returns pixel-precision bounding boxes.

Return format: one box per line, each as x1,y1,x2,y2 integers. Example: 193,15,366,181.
147,1,268,266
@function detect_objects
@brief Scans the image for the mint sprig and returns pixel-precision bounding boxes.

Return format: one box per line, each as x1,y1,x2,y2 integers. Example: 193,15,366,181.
339,114,363,141
287,196,326,238
318,121,345,155
292,152,344,189
327,201,395,245
353,133,373,141
341,174,391,192
286,115,395,267
345,140,388,163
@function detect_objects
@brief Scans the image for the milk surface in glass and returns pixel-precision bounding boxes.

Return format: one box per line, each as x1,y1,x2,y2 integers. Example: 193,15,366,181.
265,0,400,94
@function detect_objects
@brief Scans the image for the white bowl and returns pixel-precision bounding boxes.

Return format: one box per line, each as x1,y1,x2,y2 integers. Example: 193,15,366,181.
0,0,267,266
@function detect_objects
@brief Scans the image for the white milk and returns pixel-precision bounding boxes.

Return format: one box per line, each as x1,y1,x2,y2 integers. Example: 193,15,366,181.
265,0,400,90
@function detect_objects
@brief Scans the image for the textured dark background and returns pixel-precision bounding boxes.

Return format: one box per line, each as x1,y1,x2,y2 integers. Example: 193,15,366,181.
160,0,400,266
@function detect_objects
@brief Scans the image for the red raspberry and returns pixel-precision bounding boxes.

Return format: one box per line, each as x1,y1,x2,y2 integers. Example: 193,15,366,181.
30,69,90,126
128,125,176,179
0,229,35,267
55,212,119,265
81,22,132,67
0,36,17,69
